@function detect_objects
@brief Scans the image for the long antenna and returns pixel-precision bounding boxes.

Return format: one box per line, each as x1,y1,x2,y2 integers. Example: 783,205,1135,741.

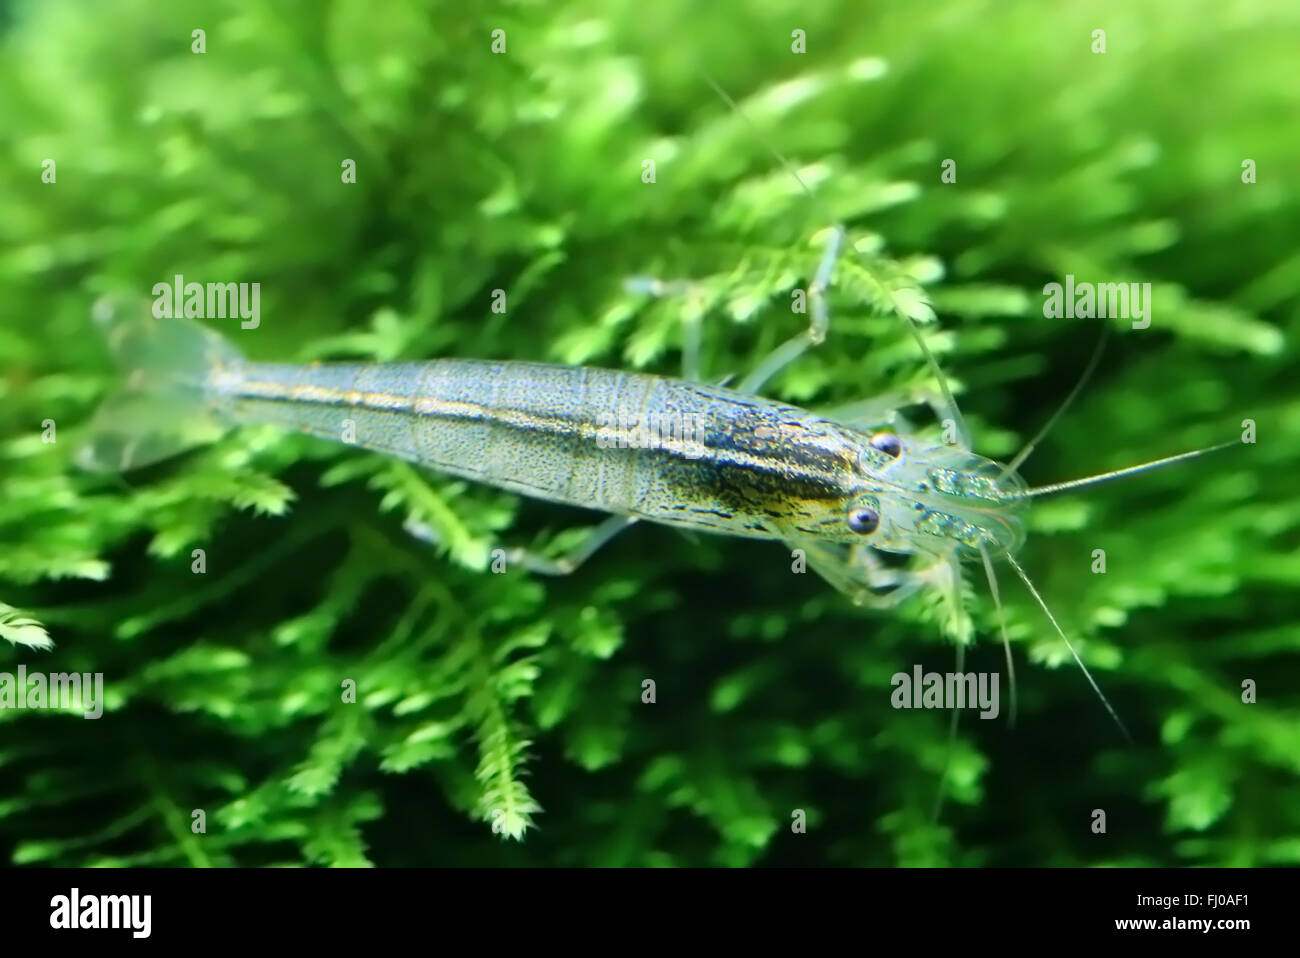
1004,552,1132,743
699,74,824,216
1023,440,1237,499
699,70,971,450
979,543,1016,729
931,634,965,823
1000,325,1111,479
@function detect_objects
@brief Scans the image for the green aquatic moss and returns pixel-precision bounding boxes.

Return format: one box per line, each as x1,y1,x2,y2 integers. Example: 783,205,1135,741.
1,0,1297,866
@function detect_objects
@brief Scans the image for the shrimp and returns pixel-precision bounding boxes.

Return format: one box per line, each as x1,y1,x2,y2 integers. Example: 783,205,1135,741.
78,282,1030,582
79,74,1232,806
80,273,1226,735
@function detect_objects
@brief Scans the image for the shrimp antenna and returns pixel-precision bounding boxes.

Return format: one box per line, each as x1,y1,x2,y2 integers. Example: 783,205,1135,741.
933,546,1018,822
978,543,1016,730
1004,552,1132,742
1023,440,1237,498
699,71,971,450
999,324,1111,480
931,634,965,823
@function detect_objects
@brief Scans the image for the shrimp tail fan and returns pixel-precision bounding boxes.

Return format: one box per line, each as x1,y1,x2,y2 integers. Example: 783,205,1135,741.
77,296,243,472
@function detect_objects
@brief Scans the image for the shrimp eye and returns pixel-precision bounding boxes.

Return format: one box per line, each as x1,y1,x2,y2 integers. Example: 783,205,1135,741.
847,507,880,535
871,432,902,458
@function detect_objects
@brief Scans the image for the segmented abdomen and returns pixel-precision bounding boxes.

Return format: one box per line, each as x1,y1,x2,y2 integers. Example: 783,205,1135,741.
215,359,856,538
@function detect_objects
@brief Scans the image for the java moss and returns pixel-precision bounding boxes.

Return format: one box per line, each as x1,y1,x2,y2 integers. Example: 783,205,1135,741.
1,0,1296,866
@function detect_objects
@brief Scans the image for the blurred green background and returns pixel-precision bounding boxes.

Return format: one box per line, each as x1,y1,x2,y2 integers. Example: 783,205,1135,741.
1,0,1297,866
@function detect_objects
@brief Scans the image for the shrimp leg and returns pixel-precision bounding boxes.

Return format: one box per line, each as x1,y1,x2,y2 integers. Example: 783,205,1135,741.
737,225,845,394
505,514,639,576
788,537,933,609
626,225,847,392
404,513,639,575
621,277,707,382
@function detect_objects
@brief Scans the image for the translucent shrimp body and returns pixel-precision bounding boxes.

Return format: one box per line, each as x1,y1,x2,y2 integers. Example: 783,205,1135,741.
82,309,1028,574
222,357,1028,553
